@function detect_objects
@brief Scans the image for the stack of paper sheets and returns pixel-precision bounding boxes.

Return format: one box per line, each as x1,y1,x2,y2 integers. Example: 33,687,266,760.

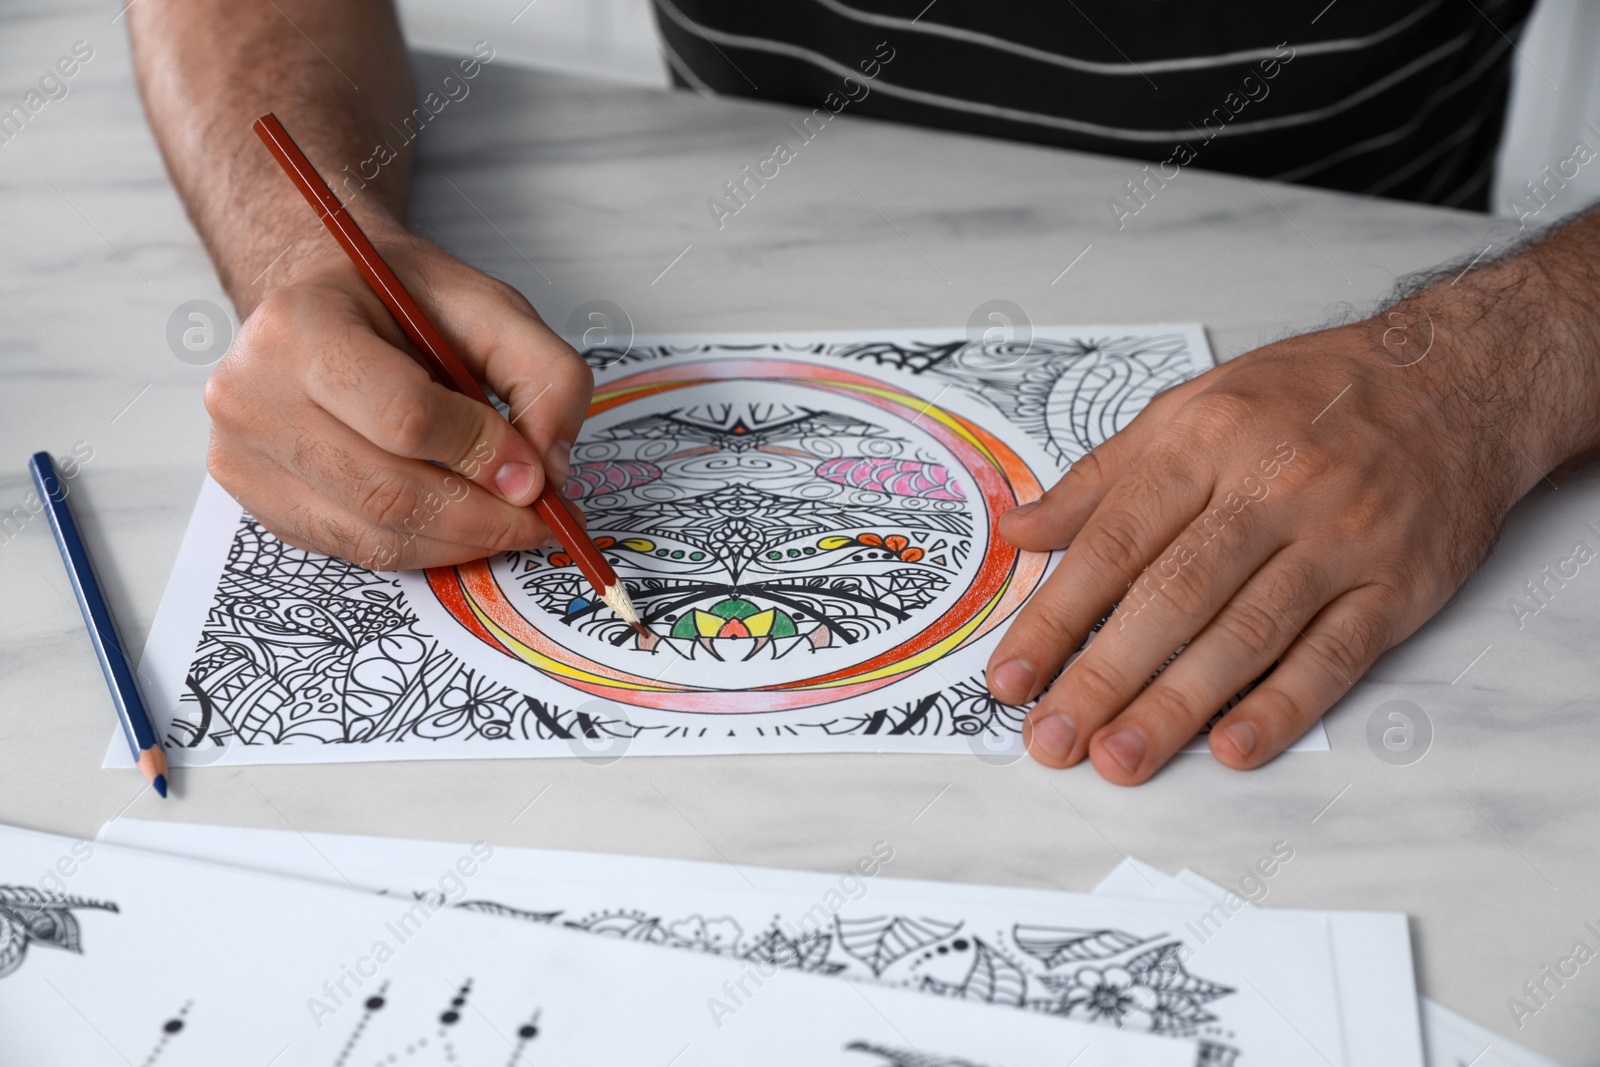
1,818,1563,1065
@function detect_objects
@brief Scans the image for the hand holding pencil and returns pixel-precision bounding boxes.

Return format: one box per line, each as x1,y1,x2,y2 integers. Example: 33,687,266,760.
194,161,592,577
250,114,645,631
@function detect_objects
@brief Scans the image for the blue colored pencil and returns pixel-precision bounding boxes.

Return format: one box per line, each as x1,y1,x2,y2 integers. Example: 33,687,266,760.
28,451,168,798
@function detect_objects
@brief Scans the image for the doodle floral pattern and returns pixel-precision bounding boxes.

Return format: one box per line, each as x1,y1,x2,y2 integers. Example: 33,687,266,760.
403,892,1239,1063
0,887,118,979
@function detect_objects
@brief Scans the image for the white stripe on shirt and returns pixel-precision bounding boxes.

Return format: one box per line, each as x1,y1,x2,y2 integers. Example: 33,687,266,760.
659,1,1475,144
808,0,1449,76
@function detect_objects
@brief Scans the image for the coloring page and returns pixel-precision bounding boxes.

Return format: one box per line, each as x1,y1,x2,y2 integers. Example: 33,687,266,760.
1417,999,1569,1067
101,818,1361,1066
0,822,1186,1067
1095,856,1429,1066
124,326,1328,766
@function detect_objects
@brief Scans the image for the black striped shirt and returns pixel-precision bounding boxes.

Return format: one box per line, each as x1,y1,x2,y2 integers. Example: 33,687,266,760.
654,0,1533,210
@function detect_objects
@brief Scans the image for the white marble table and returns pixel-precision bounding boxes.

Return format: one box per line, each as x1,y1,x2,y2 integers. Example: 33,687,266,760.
3,3,1597,1061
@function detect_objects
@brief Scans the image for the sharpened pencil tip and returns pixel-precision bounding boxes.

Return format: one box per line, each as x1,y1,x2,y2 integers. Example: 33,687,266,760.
153,774,168,799
630,620,652,639
599,582,645,628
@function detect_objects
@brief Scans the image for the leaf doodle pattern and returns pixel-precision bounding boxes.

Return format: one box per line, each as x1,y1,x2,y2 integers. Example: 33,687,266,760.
836,916,963,977
0,887,119,979
452,900,562,925
844,1041,992,1067
1013,925,1153,968
921,938,1027,1006
372,893,1240,1061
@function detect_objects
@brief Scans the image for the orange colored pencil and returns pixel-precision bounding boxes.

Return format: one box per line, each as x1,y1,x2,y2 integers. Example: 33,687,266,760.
252,112,645,634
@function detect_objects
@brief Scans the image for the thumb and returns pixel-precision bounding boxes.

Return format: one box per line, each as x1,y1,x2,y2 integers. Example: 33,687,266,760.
1001,379,1193,550
405,381,552,507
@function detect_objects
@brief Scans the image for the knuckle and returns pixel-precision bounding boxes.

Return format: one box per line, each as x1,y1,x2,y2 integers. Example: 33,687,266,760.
1060,655,1130,710
1174,390,1258,443
1062,449,1110,491
240,297,292,351
1361,576,1410,618
1270,556,1326,610
1151,548,1212,618
1215,595,1284,652
1310,609,1391,680
1231,687,1305,748
355,471,422,530
1010,599,1080,661
1080,516,1148,576
565,353,597,403
1137,683,1204,733
1328,484,1387,540
201,369,232,422
1273,444,1331,496
381,387,441,457
485,274,536,314
479,507,533,555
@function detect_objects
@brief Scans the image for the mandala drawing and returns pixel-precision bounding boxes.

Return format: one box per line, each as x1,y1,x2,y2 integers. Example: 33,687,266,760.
166,518,1031,749
423,358,1046,714
0,887,118,979
160,330,1207,754
588,332,1199,469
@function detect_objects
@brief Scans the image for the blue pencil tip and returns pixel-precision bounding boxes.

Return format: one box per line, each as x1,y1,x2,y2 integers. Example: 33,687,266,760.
153,774,168,799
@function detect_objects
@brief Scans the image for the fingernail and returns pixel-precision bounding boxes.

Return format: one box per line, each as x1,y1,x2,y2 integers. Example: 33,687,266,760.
1101,728,1147,773
989,659,1037,703
1007,501,1040,519
1224,721,1258,760
494,461,536,502
545,439,573,486
1029,714,1077,762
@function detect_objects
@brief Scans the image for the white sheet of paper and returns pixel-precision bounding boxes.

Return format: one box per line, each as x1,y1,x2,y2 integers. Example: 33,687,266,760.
1094,856,1552,1067
1,822,1187,1067
1417,999,1570,1067
103,818,1369,1066
117,325,1330,768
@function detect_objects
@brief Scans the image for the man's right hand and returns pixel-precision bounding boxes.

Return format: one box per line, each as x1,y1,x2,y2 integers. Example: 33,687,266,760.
204,230,593,570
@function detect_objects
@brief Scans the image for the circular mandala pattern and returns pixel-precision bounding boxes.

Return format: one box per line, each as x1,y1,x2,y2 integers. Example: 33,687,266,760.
425,359,1046,713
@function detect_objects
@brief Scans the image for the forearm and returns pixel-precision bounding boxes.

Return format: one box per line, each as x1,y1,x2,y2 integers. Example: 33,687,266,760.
1385,204,1600,495
129,0,415,313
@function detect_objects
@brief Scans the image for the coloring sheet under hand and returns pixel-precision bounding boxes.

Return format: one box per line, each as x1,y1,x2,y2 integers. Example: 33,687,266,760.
122,325,1328,766
104,819,1355,1067
1,823,1187,1067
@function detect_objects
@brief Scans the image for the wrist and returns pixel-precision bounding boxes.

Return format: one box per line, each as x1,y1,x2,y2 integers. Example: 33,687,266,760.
1377,244,1600,494
234,207,414,313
